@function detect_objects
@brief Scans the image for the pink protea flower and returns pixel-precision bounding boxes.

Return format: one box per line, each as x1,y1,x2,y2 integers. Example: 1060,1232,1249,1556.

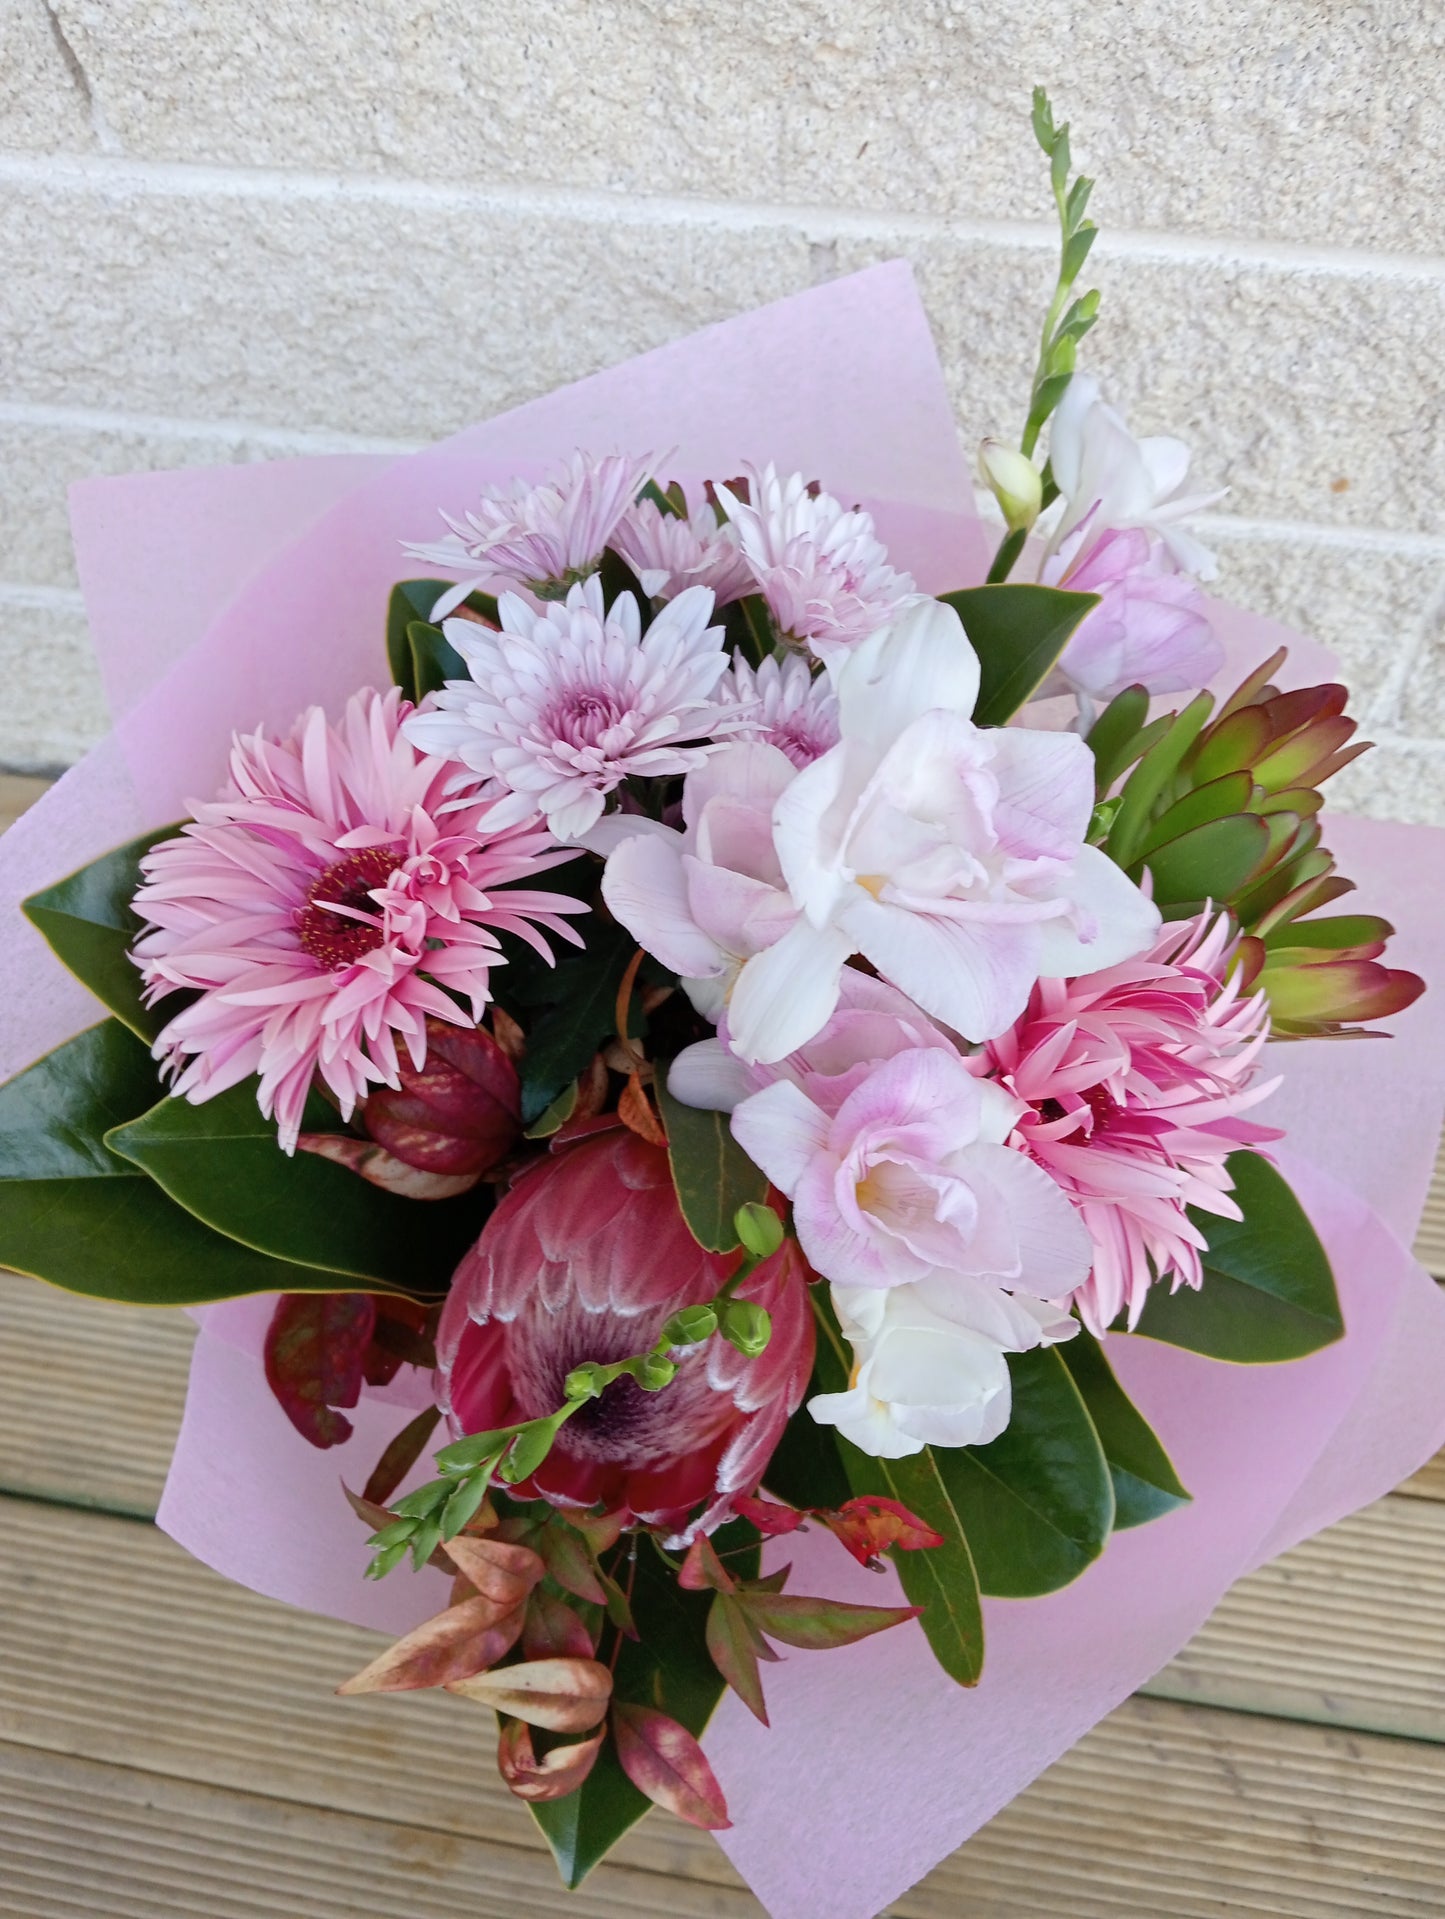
404,452,653,617
610,493,756,606
715,653,841,767
403,576,736,842
981,911,1282,1336
715,465,917,669
131,687,586,1154
436,1124,815,1542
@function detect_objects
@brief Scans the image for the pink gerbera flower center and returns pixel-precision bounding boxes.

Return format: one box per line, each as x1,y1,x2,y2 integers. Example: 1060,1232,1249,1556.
295,846,400,971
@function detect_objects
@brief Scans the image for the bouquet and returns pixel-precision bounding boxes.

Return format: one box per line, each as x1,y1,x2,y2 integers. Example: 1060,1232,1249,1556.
5,98,1445,1917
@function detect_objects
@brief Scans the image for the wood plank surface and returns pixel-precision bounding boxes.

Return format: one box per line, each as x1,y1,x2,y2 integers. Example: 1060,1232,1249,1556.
0,770,48,830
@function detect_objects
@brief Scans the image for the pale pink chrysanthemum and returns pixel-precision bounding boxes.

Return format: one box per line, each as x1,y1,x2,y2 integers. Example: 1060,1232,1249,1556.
403,575,737,842
131,687,587,1154
714,653,840,767
610,493,756,607
404,452,654,618
715,464,917,669
980,911,1282,1336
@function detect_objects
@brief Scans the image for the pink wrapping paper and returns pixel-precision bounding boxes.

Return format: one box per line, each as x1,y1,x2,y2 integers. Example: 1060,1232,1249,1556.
4,264,1444,1919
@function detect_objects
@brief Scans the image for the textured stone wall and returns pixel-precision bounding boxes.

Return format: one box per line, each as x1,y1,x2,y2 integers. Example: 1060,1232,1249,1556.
2,1,1443,820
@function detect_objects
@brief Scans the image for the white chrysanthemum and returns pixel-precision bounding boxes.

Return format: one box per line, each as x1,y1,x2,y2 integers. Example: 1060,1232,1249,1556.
404,452,654,618
716,653,840,767
611,495,756,607
403,577,734,842
716,464,917,669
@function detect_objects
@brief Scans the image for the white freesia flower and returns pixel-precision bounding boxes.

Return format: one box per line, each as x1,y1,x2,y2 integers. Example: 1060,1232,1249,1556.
809,1277,1078,1459
725,596,1162,1065
1048,375,1225,580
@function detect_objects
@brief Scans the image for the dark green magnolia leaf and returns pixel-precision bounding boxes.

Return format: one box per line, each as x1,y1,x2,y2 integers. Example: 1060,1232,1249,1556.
1141,814,1271,912
0,1021,353,1306
104,1081,478,1291
406,619,467,702
531,1520,758,1886
940,585,1098,727
721,593,775,668
22,824,184,1042
514,920,637,1124
1057,1330,1190,1529
932,1346,1114,1598
597,548,652,626
385,579,497,698
654,1064,769,1254
809,1295,983,1685
1131,1151,1343,1362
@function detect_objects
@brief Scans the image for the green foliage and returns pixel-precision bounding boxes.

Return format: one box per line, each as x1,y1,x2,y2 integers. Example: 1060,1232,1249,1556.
105,1081,479,1291
22,824,183,1041
941,584,1099,726
1058,1331,1190,1529
1020,89,1101,461
655,1064,770,1253
0,1021,354,1305
384,579,497,701
931,1346,1114,1597
1131,1151,1343,1362
505,918,637,1124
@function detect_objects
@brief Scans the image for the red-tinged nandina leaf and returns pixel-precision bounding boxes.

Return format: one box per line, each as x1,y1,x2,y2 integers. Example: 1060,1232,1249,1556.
822,1495,946,1570
342,1483,394,1533
440,1535,545,1611
534,1520,608,1604
611,1702,732,1830
296,1130,481,1199
747,1564,792,1596
364,1296,437,1382
361,1406,442,1507
497,1718,605,1803
523,1587,597,1661
705,1594,768,1725
738,1593,921,1652
733,1493,806,1536
336,1595,525,1695
264,1293,376,1448
567,1509,627,1555
596,1563,638,1639
446,1657,612,1732
679,1534,736,1594
618,1071,666,1145
490,1005,526,1063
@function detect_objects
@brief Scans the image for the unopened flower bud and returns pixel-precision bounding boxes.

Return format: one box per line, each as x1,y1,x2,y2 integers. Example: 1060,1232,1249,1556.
633,1353,677,1392
720,1300,772,1359
734,1201,784,1260
979,439,1043,533
361,1015,521,1182
662,1304,719,1347
564,1362,608,1401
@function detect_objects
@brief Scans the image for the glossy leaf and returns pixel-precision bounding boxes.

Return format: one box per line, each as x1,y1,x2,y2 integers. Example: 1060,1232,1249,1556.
263,1292,376,1448
1084,685,1150,795
523,1589,597,1662
1106,692,1213,867
1141,814,1271,911
809,1295,984,1684
441,1535,546,1611
0,1021,352,1306
447,1657,613,1732
104,1081,479,1291
1134,772,1256,859
385,579,497,698
530,1520,758,1885
940,584,1099,726
737,1592,919,1651
610,1703,731,1830
498,1721,606,1804
654,1064,771,1254
513,921,637,1124
337,1594,525,1694
1057,1330,1190,1529
22,823,183,1041
1132,1150,1343,1362
932,1346,1114,1598
706,1593,768,1724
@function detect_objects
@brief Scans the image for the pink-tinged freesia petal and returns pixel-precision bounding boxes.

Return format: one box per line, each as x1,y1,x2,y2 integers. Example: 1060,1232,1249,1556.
724,918,855,1065
833,597,980,748
1033,844,1167,980
728,1077,834,1199
601,831,723,981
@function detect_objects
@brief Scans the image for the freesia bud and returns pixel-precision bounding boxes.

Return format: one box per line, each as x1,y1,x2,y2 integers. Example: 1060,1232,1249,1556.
361,1016,521,1182
633,1353,678,1392
734,1202,784,1260
662,1304,719,1347
979,439,1043,533
564,1362,608,1401
720,1300,771,1358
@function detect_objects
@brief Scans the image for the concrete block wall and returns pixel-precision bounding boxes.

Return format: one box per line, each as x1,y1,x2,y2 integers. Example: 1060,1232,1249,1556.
2,1,1443,820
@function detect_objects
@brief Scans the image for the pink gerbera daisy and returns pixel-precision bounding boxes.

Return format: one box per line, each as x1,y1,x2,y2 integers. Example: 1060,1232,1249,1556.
131,687,586,1153
981,911,1281,1335
404,451,653,617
